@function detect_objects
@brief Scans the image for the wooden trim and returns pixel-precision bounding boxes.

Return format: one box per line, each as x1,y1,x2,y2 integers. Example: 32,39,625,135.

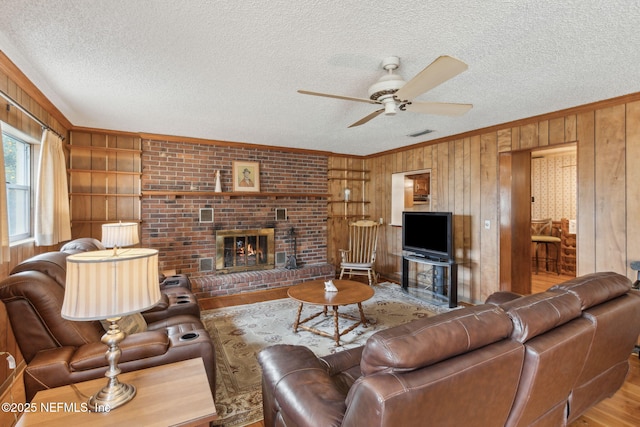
72,127,363,157
139,132,345,157
367,91,640,159
70,126,143,138
0,50,73,130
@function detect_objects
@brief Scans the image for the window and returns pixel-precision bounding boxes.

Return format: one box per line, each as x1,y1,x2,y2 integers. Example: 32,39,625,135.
2,124,38,242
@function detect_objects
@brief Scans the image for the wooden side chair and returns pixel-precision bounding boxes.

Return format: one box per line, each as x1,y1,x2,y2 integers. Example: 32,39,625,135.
531,218,561,275
339,220,380,286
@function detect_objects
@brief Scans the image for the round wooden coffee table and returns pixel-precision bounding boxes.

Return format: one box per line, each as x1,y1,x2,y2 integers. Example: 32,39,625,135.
287,279,375,345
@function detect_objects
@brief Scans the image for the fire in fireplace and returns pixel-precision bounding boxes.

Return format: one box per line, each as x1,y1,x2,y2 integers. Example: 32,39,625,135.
215,228,275,273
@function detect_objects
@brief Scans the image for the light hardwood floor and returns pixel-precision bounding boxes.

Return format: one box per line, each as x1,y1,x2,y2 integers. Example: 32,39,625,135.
201,272,640,427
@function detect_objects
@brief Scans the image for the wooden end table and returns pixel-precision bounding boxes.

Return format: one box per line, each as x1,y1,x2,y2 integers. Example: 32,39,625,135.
15,358,216,427
288,279,375,345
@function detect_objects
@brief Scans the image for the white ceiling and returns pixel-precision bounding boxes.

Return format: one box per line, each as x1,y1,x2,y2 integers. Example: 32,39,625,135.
0,0,639,156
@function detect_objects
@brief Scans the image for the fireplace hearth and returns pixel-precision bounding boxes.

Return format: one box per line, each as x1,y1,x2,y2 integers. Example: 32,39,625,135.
215,228,275,273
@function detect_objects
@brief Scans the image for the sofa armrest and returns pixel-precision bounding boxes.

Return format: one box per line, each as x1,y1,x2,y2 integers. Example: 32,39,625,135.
485,291,522,306
258,345,347,427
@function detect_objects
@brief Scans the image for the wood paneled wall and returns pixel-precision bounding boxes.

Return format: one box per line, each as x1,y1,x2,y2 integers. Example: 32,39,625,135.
0,52,70,406
332,94,640,304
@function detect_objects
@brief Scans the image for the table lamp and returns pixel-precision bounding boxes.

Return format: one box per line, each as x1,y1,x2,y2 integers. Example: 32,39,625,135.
62,248,160,411
101,222,139,254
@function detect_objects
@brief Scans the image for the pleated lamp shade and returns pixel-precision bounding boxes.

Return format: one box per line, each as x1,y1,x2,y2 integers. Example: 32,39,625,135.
62,248,160,320
101,222,139,248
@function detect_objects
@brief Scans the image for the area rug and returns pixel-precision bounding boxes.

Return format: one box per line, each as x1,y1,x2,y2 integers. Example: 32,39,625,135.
201,282,450,426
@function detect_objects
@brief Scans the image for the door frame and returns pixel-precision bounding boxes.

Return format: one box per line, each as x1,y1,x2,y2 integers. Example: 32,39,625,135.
499,150,532,294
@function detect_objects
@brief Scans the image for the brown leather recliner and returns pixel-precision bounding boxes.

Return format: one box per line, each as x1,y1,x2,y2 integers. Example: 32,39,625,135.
0,248,216,402
10,240,202,325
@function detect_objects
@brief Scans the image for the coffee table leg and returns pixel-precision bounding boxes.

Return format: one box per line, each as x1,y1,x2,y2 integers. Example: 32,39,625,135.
333,305,340,345
357,302,369,327
293,302,303,332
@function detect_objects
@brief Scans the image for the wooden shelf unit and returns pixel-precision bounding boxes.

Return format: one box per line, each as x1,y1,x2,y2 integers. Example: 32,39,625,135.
327,168,370,220
142,191,329,199
68,131,142,239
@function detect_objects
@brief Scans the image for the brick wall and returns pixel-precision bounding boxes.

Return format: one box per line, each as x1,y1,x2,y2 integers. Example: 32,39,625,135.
142,139,330,293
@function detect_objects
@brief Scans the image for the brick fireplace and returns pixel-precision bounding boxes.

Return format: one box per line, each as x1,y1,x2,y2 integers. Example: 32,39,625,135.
142,138,334,297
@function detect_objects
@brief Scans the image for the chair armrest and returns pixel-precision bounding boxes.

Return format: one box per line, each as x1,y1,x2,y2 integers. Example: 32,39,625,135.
70,330,170,371
143,293,170,313
339,249,350,262
319,345,363,376
24,329,215,402
258,345,347,427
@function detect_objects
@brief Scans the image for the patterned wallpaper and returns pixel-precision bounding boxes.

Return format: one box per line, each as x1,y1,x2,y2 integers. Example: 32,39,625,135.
531,151,577,221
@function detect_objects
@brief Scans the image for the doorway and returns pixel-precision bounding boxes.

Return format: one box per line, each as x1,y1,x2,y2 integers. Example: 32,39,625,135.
530,145,577,290
499,143,577,294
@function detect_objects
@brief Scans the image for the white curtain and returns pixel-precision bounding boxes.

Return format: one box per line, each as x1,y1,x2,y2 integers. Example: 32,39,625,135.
35,129,71,246
0,126,10,263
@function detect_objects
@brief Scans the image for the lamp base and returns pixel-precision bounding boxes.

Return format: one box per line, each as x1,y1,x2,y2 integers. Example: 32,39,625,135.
88,381,136,412
88,317,136,412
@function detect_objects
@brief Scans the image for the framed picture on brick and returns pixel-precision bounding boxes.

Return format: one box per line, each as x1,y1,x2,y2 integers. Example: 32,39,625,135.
233,161,260,192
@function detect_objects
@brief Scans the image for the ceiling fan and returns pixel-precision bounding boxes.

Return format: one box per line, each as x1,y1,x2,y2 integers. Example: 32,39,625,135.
298,55,472,128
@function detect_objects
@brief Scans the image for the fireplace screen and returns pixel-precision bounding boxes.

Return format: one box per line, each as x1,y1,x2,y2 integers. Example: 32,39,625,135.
216,228,275,273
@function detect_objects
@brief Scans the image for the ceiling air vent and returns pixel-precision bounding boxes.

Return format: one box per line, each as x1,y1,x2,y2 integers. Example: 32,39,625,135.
407,128,435,138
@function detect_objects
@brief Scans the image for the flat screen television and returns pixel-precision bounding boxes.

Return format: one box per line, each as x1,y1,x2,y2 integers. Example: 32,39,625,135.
402,211,453,261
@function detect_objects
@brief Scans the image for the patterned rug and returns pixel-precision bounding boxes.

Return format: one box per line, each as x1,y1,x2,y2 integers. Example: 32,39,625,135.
200,282,450,426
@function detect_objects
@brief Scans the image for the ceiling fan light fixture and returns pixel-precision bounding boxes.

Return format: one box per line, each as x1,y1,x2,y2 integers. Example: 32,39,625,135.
382,98,397,115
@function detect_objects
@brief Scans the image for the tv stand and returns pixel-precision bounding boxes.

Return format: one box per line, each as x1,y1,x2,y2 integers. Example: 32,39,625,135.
402,255,457,308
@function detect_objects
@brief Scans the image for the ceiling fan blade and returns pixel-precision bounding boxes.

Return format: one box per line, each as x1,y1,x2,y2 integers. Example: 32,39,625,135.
348,109,384,128
395,56,468,102
298,90,379,105
405,101,473,116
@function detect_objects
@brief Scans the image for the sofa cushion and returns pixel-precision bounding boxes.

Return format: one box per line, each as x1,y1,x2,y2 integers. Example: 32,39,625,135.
501,290,582,343
360,304,513,376
549,271,631,310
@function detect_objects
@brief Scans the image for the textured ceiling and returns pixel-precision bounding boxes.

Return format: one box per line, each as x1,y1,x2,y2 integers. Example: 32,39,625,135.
0,0,639,156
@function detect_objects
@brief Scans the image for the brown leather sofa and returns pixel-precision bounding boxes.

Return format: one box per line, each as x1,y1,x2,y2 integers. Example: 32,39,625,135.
0,240,216,402
258,272,640,426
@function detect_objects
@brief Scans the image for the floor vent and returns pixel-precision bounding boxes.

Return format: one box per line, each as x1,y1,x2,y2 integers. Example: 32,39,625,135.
276,251,287,265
